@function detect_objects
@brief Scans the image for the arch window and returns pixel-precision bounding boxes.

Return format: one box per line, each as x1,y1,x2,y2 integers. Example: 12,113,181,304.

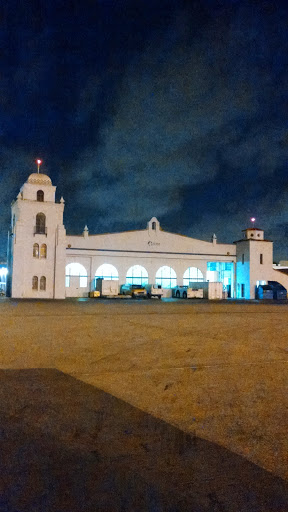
33,243,39,258
35,213,46,235
37,190,44,202
65,262,88,288
40,244,47,259
152,221,156,230
95,264,119,281
126,265,148,285
155,266,177,288
32,276,38,290
183,267,204,285
40,276,46,291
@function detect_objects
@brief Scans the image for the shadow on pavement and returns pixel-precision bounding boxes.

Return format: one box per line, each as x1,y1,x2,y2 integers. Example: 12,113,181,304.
0,369,287,511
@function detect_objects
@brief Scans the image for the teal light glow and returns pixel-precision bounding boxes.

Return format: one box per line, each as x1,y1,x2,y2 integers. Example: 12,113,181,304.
207,262,234,297
126,265,148,285
183,267,204,285
155,266,177,288
65,262,88,288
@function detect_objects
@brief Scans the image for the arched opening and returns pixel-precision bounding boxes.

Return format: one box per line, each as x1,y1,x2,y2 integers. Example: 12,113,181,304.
152,221,156,230
155,266,177,288
37,190,44,202
35,213,46,234
33,243,39,258
126,265,148,285
95,264,119,281
40,244,47,259
65,262,88,288
40,276,46,291
32,276,38,290
183,267,204,285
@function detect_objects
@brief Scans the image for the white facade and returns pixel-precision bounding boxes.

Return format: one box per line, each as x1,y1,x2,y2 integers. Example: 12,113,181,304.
7,173,288,299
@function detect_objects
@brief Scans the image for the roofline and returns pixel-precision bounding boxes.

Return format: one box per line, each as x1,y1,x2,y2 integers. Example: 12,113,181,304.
233,239,272,243
241,228,263,231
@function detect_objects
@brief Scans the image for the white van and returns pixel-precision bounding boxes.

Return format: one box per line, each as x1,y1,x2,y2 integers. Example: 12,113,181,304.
145,284,163,299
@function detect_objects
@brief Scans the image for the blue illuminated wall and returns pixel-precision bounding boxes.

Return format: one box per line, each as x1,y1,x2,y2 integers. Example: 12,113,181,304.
206,262,234,298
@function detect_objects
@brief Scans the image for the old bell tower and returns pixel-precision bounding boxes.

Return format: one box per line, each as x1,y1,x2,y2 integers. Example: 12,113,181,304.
7,168,66,299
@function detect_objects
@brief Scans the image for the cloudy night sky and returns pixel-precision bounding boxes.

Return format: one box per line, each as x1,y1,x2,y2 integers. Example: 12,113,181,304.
0,0,288,261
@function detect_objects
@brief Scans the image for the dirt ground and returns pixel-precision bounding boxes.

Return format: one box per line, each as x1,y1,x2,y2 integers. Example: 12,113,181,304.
0,298,287,511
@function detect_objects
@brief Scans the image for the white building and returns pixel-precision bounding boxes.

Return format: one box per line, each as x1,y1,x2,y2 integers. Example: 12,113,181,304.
7,172,288,299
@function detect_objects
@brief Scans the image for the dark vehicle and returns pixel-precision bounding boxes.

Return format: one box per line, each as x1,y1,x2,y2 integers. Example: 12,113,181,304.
268,281,287,300
256,284,273,300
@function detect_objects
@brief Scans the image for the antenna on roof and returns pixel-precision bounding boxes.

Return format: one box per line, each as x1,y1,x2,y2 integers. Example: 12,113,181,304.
36,159,42,173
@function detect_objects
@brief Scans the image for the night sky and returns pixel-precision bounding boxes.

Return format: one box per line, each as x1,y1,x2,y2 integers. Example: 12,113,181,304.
1,0,288,261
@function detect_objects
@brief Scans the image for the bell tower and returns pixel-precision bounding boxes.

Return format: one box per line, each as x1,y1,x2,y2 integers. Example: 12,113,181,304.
8,170,66,299
235,225,273,299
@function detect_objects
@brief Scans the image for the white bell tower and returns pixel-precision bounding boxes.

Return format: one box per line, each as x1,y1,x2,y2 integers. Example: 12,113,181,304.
235,225,273,299
8,168,66,299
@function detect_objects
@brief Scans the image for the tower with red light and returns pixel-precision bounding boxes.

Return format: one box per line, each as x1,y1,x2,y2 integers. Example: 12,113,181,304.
234,219,273,299
7,161,66,299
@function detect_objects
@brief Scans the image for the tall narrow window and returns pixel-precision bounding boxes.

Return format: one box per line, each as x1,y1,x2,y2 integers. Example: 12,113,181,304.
33,243,39,258
152,221,156,230
40,244,47,258
241,284,245,298
40,276,46,291
32,276,38,290
242,254,244,265
37,190,44,202
35,213,46,234
260,254,263,264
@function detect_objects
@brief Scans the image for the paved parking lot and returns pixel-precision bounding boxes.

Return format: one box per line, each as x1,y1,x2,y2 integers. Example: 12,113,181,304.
0,298,287,510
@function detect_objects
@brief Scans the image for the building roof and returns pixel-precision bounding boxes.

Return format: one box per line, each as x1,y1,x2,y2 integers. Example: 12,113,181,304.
241,227,263,231
27,173,52,186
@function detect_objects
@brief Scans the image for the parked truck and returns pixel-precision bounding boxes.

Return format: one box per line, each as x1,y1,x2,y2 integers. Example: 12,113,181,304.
172,285,200,299
189,281,223,300
95,278,119,297
145,284,163,299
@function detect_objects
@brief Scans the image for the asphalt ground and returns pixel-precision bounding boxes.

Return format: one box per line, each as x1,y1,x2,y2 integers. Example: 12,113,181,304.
0,298,287,511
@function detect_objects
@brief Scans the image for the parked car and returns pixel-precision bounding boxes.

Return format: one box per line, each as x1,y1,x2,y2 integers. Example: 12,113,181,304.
256,284,273,300
120,284,147,298
267,281,287,300
131,284,147,298
145,284,163,299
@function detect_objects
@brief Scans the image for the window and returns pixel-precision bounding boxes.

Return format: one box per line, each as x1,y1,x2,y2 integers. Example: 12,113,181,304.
40,244,47,258
155,266,177,288
65,262,88,288
35,213,46,234
32,276,38,290
152,221,156,230
33,243,39,258
183,267,204,285
260,253,263,264
37,190,44,202
95,264,119,281
40,276,46,291
241,284,245,298
126,265,148,285
242,254,244,265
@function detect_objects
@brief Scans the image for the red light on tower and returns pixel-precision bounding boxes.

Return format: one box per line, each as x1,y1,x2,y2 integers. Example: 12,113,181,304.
36,159,42,173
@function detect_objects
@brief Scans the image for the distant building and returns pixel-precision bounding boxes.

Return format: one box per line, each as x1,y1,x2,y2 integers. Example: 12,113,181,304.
7,172,288,299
